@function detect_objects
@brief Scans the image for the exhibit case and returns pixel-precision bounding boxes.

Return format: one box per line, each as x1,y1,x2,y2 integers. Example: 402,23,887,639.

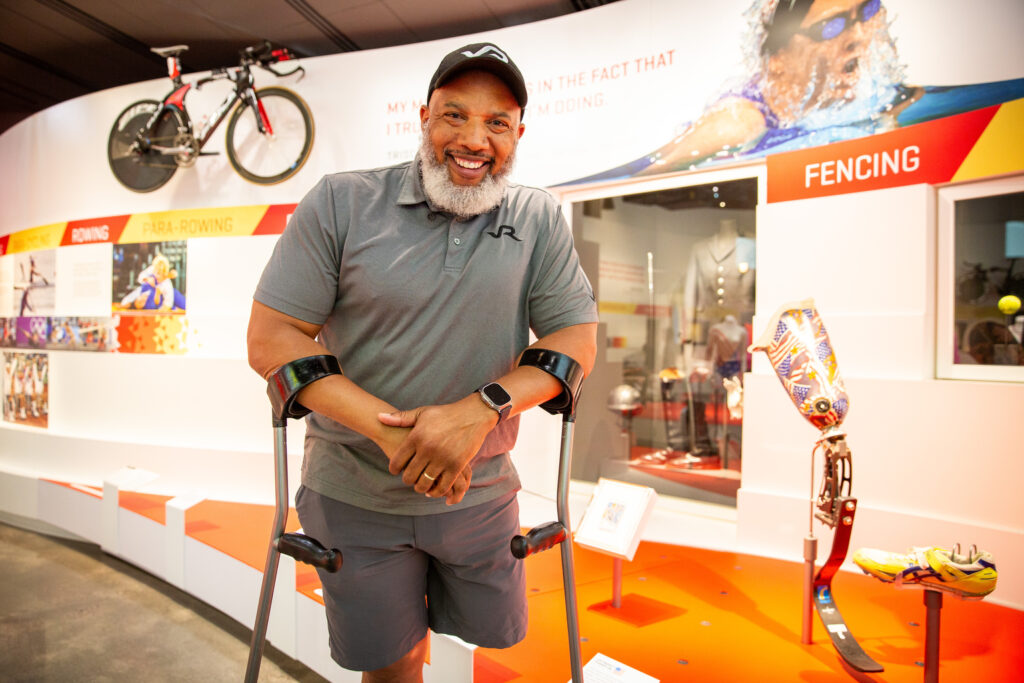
557,165,763,507
936,174,1024,382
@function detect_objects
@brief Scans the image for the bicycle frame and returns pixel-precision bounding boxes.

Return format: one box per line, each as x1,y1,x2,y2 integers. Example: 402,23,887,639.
109,42,312,192
137,47,291,158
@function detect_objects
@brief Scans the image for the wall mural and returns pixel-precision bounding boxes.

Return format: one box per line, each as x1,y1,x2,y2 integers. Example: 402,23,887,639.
566,0,1024,184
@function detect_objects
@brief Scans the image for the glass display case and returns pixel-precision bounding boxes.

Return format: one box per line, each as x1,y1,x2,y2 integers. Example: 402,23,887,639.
565,174,758,506
937,175,1024,382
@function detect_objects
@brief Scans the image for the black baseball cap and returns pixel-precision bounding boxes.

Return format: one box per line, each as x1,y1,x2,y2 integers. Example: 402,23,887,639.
427,43,528,110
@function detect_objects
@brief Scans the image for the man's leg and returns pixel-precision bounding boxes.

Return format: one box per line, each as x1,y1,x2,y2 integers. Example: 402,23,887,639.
419,491,528,648
362,634,428,683
295,486,431,676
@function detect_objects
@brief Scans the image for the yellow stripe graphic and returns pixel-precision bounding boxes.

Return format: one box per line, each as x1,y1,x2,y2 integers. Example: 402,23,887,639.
118,205,270,243
952,98,1024,182
6,223,67,253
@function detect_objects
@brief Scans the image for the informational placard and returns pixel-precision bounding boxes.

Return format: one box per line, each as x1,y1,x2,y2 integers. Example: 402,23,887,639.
55,242,113,317
574,653,659,683
2,350,49,429
574,478,657,561
13,249,56,316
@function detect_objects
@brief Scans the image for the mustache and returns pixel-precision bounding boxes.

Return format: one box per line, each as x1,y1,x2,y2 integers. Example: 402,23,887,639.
444,149,495,163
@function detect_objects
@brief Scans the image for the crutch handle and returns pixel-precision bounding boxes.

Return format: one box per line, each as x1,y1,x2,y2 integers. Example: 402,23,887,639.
278,532,343,572
511,521,567,559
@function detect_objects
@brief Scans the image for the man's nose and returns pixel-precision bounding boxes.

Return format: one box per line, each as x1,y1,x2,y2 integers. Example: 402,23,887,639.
457,119,489,151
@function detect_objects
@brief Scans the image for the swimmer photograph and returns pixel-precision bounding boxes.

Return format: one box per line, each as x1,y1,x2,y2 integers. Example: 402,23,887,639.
568,0,1024,184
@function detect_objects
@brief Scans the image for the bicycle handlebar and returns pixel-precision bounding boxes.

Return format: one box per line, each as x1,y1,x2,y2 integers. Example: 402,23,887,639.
239,41,305,80
260,62,305,80
192,44,304,90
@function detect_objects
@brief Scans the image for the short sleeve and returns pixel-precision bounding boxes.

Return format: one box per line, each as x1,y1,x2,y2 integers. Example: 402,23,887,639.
253,176,345,324
527,196,598,338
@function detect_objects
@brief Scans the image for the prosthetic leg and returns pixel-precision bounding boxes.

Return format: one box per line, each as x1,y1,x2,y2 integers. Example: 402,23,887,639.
750,300,883,673
509,349,586,683
244,356,344,683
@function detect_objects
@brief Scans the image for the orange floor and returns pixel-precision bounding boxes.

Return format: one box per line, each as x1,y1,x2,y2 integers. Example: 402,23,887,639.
474,540,1024,683
111,489,1022,682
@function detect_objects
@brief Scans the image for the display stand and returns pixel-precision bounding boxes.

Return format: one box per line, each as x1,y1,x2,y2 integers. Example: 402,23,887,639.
923,590,942,683
801,446,817,645
575,479,680,625
801,536,817,645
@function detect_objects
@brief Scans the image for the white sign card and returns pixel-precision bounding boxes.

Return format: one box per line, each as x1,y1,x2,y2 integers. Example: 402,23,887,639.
570,653,659,683
574,478,657,561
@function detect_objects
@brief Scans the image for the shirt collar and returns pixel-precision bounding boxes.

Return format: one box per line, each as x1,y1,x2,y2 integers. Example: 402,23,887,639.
397,154,427,207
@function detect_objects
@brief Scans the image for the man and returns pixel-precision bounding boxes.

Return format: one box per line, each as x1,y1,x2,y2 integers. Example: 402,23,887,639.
247,42,597,682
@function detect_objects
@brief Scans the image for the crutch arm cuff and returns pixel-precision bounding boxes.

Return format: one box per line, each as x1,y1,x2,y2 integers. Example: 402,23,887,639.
518,348,584,416
267,354,342,422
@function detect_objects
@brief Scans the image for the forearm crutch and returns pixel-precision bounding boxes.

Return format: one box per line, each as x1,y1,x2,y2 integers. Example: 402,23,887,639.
510,349,586,683
244,356,344,683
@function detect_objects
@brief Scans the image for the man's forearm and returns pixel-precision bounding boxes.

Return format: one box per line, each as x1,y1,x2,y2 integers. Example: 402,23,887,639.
496,322,598,420
246,300,403,452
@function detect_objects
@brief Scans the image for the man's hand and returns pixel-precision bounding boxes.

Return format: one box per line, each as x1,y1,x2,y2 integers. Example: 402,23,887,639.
379,395,497,502
374,417,478,506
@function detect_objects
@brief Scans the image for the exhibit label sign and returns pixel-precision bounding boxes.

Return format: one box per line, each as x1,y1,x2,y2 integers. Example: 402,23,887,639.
767,97,1024,203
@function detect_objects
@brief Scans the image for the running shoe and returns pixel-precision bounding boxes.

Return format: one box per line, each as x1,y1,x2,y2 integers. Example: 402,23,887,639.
852,544,997,599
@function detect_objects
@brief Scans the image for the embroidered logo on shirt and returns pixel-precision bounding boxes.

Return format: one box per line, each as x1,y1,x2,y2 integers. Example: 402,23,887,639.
486,225,522,241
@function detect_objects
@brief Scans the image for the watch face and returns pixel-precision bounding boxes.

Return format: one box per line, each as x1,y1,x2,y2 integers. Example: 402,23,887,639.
482,383,512,406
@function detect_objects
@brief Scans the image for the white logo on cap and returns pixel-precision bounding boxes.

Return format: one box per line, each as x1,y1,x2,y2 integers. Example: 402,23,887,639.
461,45,509,64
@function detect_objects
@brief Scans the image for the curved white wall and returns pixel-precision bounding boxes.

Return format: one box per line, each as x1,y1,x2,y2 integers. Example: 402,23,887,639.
1,0,1023,616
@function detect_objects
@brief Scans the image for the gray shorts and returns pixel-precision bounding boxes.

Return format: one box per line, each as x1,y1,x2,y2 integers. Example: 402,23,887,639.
295,485,527,672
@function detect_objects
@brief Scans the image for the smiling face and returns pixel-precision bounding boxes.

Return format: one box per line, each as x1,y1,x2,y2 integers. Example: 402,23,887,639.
419,70,524,187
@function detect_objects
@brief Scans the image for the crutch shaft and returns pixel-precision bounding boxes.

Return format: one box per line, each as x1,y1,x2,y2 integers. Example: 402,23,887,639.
557,417,584,683
244,422,290,683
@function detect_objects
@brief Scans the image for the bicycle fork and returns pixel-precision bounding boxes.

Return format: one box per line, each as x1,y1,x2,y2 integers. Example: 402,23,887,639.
243,89,274,136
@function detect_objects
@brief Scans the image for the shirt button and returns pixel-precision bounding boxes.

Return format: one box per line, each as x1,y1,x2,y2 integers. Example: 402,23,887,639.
453,238,462,245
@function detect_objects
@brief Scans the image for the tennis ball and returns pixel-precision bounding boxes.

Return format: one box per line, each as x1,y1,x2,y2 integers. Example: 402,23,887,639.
997,294,1022,315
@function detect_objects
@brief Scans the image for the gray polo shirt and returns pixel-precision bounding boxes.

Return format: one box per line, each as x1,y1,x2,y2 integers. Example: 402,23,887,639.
254,157,597,514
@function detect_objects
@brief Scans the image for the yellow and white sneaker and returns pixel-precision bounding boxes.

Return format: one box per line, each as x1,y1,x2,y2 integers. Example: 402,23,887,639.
852,544,997,599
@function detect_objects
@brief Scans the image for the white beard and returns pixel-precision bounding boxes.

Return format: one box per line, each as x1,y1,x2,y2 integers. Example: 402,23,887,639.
418,132,515,221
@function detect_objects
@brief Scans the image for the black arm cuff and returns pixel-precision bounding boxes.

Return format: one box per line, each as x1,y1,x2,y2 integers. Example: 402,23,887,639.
518,348,584,416
267,354,342,422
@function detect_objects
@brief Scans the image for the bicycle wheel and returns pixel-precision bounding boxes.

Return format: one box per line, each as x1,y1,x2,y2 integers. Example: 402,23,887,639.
225,87,314,184
107,101,183,192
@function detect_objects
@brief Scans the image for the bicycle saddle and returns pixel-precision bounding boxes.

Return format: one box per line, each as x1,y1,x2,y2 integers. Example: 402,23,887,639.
151,45,189,57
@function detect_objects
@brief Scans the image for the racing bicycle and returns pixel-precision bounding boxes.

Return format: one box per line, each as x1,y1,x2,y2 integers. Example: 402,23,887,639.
107,42,314,192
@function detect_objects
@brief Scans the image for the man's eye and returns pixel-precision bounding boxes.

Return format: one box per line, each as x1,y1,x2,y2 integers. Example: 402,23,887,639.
489,120,510,130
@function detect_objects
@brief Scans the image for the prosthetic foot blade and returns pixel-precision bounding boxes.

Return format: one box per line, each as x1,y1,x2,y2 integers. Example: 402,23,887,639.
814,585,884,672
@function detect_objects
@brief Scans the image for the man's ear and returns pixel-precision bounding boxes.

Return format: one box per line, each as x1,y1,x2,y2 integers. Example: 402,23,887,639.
419,104,429,128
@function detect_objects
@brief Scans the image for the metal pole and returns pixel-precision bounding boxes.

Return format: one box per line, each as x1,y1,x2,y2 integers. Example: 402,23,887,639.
802,444,817,645
244,422,289,683
556,417,584,683
612,558,623,609
924,590,942,683
802,536,817,644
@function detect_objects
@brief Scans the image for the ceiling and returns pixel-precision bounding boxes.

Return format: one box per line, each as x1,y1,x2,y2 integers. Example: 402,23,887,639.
0,0,616,136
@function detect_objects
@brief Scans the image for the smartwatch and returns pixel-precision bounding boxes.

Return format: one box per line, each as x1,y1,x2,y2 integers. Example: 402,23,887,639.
478,382,512,424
